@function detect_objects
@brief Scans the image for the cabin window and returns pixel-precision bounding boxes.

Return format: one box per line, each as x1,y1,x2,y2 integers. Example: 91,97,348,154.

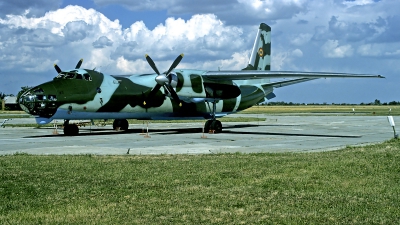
76,74,83,79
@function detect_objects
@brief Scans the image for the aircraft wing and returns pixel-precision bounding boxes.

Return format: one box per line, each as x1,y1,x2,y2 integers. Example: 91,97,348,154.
202,70,384,81
266,78,319,88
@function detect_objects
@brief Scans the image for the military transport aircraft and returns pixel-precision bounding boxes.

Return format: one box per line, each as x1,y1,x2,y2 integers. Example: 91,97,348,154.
19,23,383,135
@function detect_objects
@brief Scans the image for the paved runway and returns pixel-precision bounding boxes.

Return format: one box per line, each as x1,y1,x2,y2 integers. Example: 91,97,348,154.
0,114,396,155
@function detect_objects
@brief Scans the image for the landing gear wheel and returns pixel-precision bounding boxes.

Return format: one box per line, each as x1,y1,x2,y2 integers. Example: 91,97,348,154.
210,120,222,133
113,119,129,131
204,120,213,133
63,124,79,136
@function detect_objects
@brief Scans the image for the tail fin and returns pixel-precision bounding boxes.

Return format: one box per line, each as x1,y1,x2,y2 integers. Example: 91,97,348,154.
243,23,271,71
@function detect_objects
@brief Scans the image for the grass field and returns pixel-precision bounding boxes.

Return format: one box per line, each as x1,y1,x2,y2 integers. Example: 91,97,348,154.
1,139,399,224
242,105,400,116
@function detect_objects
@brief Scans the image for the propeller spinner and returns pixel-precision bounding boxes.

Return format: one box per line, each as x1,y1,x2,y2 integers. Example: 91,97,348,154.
144,54,184,107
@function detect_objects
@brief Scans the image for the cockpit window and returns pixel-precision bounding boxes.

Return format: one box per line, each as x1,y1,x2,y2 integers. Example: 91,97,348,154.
36,95,46,100
83,73,92,81
48,95,57,101
56,72,67,79
33,88,44,93
65,73,75,79
55,71,91,81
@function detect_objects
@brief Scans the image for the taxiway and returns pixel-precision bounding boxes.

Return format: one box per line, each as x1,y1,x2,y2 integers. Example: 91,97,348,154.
0,114,396,155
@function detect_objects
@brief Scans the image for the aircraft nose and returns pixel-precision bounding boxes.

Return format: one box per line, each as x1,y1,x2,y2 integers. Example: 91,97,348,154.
19,85,59,118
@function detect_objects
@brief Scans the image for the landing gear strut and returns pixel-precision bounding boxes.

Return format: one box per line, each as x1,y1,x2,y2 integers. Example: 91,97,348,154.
204,101,222,133
63,120,79,136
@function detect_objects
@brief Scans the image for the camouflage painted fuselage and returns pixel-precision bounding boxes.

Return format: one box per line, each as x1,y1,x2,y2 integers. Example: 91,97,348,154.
19,68,271,124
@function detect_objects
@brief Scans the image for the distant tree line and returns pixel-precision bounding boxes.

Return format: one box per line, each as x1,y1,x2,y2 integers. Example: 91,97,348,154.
262,99,400,106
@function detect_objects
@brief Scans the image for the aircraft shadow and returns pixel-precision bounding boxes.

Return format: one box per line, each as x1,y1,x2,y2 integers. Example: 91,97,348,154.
23,124,360,139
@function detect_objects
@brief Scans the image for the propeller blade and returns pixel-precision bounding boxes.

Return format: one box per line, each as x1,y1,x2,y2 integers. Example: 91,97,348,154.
75,58,83,69
54,64,62,73
145,54,160,75
164,84,181,105
165,53,184,75
144,84,162,105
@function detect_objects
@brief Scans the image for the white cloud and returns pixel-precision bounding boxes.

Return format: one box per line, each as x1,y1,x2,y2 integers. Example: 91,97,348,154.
193,50,251,71
290,33,312,46
0,5,250,78
291,49,303,57
271,52,289,70
92,36,113,48
321,40,353,58
343,0,375,8
357,44,382,57
62,21,90,42
115,56,148,73
119,14,245,63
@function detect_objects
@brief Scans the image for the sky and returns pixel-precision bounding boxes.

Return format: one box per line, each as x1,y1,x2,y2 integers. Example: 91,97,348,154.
0,0,398,104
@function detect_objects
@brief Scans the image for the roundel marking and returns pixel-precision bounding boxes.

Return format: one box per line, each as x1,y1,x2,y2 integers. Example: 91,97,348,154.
258,47,264,57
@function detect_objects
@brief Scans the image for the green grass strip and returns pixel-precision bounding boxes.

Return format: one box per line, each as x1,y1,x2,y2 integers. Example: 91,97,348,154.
1,139,399,224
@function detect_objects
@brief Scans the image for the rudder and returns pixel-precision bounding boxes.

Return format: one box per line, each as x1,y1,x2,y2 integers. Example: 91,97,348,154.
243,23,271,71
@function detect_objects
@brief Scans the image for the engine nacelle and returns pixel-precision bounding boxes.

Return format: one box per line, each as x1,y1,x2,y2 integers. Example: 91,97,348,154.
168,72,178,88
204,82,241,99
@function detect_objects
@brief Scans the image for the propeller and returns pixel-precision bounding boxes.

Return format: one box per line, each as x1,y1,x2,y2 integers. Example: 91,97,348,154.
75,58,83,69
53,59,84,74
144,54,184,106
54,64,62,73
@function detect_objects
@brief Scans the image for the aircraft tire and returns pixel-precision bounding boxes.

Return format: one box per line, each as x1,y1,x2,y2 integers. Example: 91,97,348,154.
210,120,222,133
63,124,79,136
113,119,129,131
204,120,213,133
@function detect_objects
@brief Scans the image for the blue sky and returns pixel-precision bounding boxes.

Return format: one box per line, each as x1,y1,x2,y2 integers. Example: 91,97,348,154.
0,0,398,104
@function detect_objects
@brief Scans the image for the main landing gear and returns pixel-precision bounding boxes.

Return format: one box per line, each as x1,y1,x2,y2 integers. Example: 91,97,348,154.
204,119,222,133
63,120,79,136
204,100,223,133
62,119,129,135
113,119,129,131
